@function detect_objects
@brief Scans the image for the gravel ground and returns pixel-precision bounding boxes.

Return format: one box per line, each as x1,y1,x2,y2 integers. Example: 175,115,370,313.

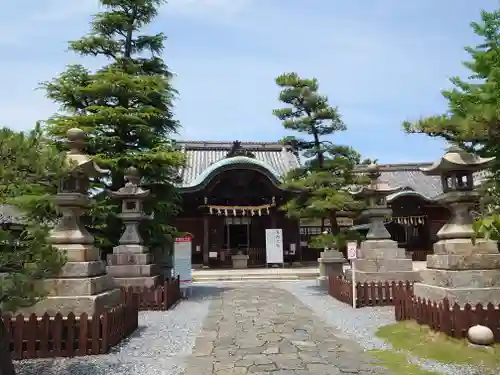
14,285,216,375
278,280,482,375
12,281,486,375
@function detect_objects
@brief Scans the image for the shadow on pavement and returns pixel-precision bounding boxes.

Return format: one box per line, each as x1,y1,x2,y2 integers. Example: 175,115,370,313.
303,284,329,296
186,284,233,301
15,358,134,375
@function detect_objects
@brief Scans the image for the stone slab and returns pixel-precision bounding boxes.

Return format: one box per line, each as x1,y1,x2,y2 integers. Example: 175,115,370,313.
107,264,159,277
354,258,414,272
427,253,500,270
358,241,406,259
18,287,122,316
344,269,421,283
59,261,106,277
413,282,500,306
432,238,498,255
41,274,115,296
420,268,500,288
112,244,150,254
113,275,160,288
182,284,391,375
107,253,154,266
53,243,101,262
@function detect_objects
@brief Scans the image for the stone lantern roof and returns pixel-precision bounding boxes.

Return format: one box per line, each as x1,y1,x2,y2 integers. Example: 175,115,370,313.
64,128,109,177
420,144,495,175
109,167,150,199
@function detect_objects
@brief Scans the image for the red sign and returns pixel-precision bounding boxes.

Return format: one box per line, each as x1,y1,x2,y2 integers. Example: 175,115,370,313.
175,236,192,243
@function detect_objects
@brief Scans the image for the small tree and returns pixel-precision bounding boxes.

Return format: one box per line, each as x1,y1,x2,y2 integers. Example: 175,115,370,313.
41,0,184,254
0,126,67,375
273,73,367,245
403,9,500,240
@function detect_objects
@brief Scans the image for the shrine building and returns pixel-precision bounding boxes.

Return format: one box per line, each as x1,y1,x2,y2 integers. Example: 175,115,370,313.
173,140,479,268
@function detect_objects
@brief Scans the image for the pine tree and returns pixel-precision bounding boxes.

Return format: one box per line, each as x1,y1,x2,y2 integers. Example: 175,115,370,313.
403,10,500,240
0,126,67,375
273,73,367,240
41,0,184,253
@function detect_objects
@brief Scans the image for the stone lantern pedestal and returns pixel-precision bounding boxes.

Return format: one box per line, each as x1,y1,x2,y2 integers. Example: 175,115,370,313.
345,163,420,283
21,128,121,316
413,146,500,305
107,167,160,287
317,248,345,288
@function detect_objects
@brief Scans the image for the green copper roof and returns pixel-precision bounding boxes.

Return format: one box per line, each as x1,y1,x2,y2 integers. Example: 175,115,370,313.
185,156,281,188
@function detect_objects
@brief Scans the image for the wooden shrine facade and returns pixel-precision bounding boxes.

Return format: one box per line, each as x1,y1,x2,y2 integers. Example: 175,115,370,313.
174,141,302,267
172,142,460,267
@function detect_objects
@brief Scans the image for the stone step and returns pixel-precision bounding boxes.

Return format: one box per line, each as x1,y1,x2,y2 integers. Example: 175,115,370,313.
193,272,319,282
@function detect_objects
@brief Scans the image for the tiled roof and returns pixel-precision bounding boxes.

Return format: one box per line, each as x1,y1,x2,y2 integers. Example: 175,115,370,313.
176,142,493,200
176,141,301,187
366,163,443,201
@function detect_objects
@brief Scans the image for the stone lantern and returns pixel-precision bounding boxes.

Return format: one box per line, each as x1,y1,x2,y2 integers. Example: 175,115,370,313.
413,145,500,305
22,128,121,316
107,167,159,287
345,163,420,283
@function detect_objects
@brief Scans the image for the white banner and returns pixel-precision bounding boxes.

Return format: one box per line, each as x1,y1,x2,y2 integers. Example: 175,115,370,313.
265,229,284,264
173,236,193,285
347,242,358,260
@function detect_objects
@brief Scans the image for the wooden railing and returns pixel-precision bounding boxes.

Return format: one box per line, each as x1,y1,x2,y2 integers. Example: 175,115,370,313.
328,274,414,308
121,276,181,311
3,295,139,360
394,287,500,341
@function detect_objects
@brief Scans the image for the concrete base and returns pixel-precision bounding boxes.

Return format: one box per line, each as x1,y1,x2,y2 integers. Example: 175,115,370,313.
113,275,160,288
317,251,345,288
413,282,500,306
18,288,122,316
232,255,249,269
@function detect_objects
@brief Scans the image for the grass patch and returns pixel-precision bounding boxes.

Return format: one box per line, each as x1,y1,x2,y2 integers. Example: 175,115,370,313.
376,320,500,372
368,350,441,375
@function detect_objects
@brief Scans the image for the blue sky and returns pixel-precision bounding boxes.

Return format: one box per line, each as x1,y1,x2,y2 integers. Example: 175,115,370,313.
1,0,498,163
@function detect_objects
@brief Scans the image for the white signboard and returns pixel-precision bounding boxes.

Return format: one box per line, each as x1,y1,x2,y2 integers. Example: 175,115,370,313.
347,242,358,260
346,241,357,309
265,229,284,264
173,236,193,289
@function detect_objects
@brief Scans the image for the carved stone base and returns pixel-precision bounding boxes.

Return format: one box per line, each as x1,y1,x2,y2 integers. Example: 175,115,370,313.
346,239,420,283
414,237,500,305
345,269,421,283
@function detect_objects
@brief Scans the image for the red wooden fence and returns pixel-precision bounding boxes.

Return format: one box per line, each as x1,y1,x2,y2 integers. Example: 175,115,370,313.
121,276,181,311
394,287,500,342
328,275,413,308
3,294,139,360
2,277,182,360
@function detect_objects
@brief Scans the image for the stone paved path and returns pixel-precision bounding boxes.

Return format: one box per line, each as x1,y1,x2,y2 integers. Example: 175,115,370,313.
182,285,392,375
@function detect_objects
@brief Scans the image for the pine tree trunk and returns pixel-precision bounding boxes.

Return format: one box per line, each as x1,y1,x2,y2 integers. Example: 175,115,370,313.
0,323,15,375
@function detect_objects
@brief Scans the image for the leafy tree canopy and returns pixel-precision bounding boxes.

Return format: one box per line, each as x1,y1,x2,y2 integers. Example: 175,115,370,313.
403,9,500,240
273,73,368,237
0,125,66,313
41,0,184,252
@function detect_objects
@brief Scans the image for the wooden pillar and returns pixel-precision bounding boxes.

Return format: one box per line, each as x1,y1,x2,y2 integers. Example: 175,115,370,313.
296,219,302,263
270,211,277,229
203,215,209,266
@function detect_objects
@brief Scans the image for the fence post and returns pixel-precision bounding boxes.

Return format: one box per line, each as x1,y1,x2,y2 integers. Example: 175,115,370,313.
163,280,169,310
101,308,109,354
